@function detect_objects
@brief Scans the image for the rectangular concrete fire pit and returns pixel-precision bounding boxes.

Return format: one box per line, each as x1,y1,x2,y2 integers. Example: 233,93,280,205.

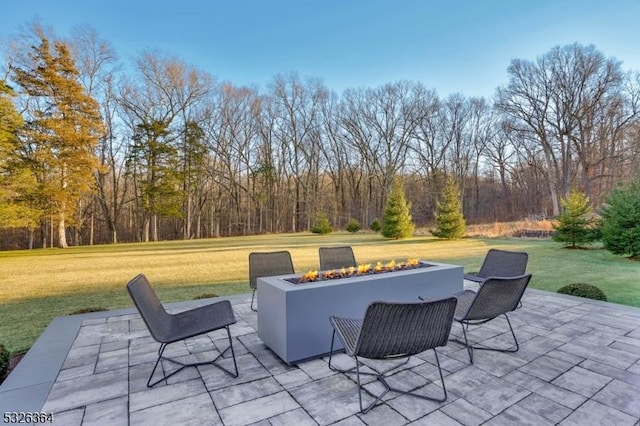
257,260,463,364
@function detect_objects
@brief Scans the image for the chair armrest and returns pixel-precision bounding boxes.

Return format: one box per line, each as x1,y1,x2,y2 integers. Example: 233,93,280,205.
463,274,485,283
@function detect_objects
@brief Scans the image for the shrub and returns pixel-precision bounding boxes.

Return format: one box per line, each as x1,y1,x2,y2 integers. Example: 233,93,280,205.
432,177,466,239
553,189,599,248
0,344,9,381
346,218,361,234
310,211,333,235
69,307,108,315
600,180,640,259
382,178,415,239
193,293,219,300
370,218,381,233
557,283,607,301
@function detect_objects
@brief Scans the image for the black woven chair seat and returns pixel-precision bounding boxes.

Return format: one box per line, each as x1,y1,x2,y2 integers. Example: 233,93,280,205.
166,302,237,343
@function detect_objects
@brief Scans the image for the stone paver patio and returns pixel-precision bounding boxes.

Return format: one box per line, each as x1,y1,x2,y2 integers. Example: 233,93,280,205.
2,287,640,425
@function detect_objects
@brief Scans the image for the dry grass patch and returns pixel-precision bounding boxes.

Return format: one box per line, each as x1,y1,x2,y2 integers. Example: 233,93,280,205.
466,219,556,238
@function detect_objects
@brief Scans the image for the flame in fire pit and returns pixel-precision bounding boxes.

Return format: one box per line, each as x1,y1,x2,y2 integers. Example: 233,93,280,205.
298,258,422,283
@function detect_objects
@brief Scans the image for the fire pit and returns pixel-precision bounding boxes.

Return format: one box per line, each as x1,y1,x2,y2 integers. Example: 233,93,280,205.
286,258,432,284
257,260,463,364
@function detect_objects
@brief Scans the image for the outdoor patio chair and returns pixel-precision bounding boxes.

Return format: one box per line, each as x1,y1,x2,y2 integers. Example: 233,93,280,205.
126,274,238,387
328,297,458,413
249,250,295,311
464,248,528,284
452,273,532,363
319,246,357,271
465,248,528,308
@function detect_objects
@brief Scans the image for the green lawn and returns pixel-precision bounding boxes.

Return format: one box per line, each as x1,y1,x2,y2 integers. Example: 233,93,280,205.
1,233,638,353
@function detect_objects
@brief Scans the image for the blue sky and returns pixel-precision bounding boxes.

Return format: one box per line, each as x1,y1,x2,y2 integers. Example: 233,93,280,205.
2,0,639,98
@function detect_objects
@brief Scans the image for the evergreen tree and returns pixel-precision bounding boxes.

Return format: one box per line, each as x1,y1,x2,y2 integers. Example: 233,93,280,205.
128,119,182,242
180,120,209,239
552,189,598,248
600,180,640,259
432,178,466,239
12,36,103,248
346,218,361,233
0,80,40,230
382,178,415,239
311,211,333,235
370,218,381,233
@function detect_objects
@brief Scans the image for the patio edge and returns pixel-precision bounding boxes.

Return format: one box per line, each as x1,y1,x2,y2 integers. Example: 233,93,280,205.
0,294,247,414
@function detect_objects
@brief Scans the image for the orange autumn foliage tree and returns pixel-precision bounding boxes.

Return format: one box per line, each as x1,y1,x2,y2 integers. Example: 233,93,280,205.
12,34,103,248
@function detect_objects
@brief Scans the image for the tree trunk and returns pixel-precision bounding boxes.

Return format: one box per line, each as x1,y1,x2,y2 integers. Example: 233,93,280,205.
195,210,201,239
184,193,192,239
89,212,94,245
143,216,150,242
152,214,159,241
549,181,560,217
58,213,69,248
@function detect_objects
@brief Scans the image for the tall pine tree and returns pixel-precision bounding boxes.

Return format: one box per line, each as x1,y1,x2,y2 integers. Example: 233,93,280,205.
432,178,466,239
382,178,415,239
128,119,182,242
13,36,103,248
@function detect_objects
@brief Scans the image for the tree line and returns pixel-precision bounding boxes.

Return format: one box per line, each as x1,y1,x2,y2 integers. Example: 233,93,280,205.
0,23,639,249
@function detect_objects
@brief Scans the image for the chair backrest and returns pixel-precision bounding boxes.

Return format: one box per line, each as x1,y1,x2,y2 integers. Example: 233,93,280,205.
249,251,295,289
478,249,528,279
354,298,458,359
319,246,357,271
126,274,172,343
464,274,532,321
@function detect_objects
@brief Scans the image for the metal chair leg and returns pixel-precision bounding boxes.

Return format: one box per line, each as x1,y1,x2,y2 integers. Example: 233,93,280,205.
146,329,239,387
225,326,239,378
250,289,257,311
147,343,168,387
328,330,338,371
353,349,447,414
329,331,409,376
461,323,474,363
504,313,519,352
331,329,448,414
453,314,520,364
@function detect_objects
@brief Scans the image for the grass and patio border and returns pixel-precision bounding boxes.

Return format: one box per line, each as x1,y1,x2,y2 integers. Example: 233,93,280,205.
1,232,639,353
